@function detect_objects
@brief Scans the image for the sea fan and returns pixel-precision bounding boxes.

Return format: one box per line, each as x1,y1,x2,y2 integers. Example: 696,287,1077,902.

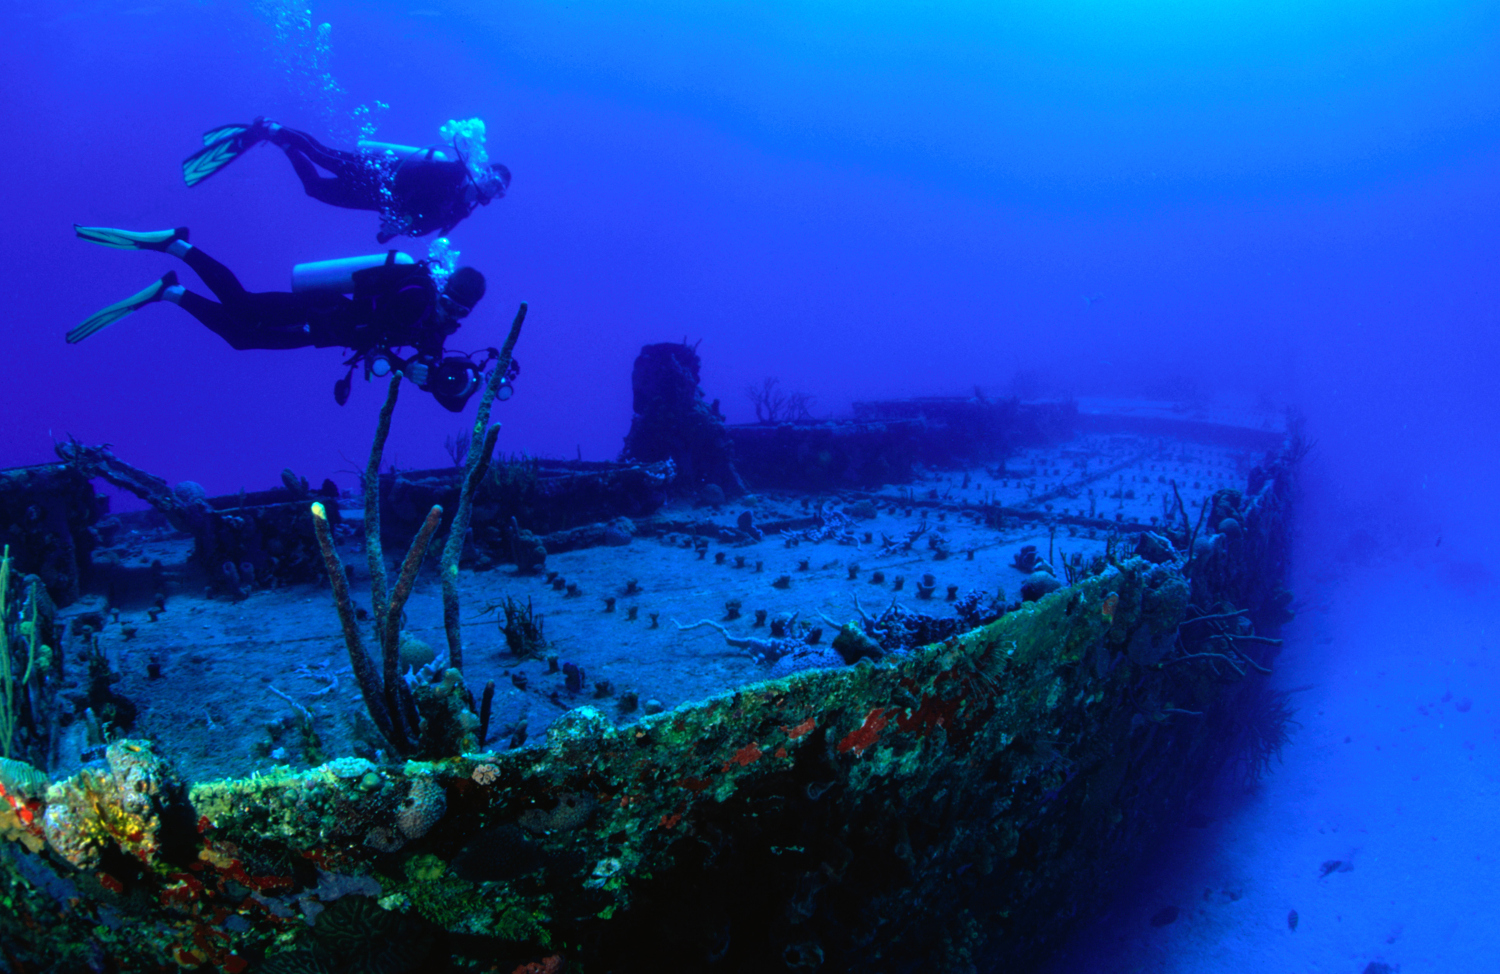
1228,681,1301,785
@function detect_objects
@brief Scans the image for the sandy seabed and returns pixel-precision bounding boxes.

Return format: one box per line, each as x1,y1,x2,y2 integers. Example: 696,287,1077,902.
1038,558,1500,974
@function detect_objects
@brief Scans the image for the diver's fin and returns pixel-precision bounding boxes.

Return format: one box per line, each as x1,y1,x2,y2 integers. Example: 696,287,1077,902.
74,225,188,251
183,126,264,187
67,271,178,345
200,117,277,146
201,122,250,146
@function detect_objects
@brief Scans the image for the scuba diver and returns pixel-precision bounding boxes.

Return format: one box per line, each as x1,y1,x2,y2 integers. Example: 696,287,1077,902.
182,119,510,243
67,225,519,412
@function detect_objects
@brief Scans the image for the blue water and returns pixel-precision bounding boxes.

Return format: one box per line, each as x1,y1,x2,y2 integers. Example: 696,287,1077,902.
4,2,1498,969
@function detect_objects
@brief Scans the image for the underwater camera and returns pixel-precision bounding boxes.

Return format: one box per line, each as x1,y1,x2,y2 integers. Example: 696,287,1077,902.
334,347,517,407
423,350,517,412
428,348,520,401
429,354,480,400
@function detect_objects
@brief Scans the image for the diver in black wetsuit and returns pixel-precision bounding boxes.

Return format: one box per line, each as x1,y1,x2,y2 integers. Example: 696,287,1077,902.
182,119,511,243
67,226,518,412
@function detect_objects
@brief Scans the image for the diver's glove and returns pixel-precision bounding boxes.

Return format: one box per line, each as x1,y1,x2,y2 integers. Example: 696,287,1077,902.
403,361,430,386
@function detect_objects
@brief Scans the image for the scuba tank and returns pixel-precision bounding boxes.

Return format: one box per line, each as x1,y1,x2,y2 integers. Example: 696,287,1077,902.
357,140,452,163
291,251,415,293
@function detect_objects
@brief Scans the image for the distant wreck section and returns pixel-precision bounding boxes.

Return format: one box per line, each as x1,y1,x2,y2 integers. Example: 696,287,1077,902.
621,341,747,497
729,395,1080,489
0,460,98,607
618,342,1084,495
0,341,1302,973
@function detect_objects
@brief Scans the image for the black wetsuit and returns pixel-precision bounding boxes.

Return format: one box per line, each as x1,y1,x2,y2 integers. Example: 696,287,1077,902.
175,246,455,360
269,127,510,243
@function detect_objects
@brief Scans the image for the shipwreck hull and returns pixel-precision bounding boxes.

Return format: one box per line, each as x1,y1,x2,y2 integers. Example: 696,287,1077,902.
0,435,1296,974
